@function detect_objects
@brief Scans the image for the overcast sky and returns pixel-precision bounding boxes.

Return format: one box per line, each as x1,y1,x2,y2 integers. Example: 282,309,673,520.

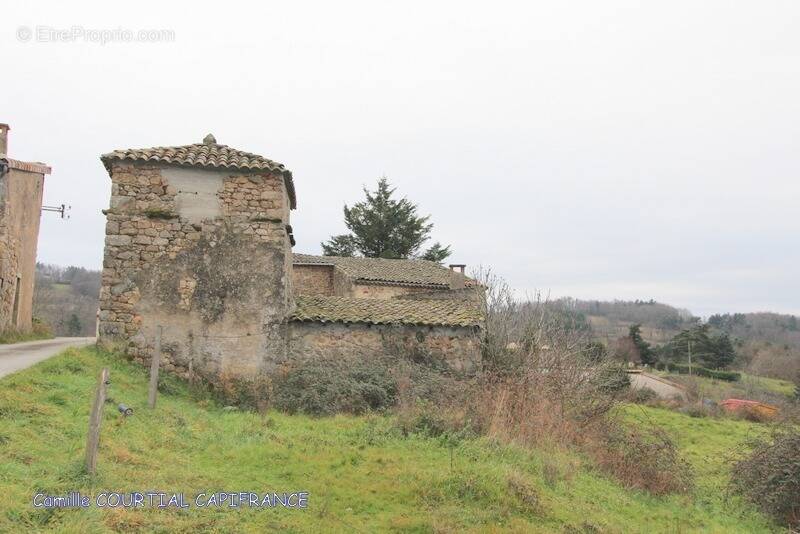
3,1,798,317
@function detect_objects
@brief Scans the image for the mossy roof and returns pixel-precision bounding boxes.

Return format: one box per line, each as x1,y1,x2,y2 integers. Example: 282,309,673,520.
291,295,483,328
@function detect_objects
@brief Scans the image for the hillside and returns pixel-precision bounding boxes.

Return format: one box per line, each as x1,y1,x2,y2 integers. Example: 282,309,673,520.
708,312,800,380
552,298,800,382
0,346,781,532
33,263,100,337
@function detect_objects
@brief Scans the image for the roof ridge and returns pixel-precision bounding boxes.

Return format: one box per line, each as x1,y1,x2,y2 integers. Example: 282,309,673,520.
100,137,296,209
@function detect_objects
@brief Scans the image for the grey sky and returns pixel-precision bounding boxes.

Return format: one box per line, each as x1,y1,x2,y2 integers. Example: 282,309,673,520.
3,1,798,317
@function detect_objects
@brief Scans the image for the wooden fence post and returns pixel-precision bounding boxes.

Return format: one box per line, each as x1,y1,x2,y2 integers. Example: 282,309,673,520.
85,368,110,475
148,326,162,409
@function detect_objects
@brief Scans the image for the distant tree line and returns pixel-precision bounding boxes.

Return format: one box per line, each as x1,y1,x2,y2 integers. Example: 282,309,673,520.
33,263,101,337
610,323,736,370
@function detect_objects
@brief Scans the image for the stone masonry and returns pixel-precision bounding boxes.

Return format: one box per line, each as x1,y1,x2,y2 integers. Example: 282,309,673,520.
0,124,51,332
98,136,295,381
99,134,483,391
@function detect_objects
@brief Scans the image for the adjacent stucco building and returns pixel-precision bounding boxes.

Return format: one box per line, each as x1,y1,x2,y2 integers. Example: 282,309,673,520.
0,124,51,332
98,135,481,387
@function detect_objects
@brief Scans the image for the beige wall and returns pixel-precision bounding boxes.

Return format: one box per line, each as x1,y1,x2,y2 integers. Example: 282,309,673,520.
349,283,432,299
293,264,334,296
99,162,293,380
288,321,481,373
0,167,45,331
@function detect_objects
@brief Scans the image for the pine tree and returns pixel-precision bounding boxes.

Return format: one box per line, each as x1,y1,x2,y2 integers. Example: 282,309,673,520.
662,325,737,369
628,324,656,365
322,177,451,262
66,314,82,337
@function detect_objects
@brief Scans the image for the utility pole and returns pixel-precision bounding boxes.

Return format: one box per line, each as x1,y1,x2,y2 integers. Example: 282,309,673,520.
688,340,693,376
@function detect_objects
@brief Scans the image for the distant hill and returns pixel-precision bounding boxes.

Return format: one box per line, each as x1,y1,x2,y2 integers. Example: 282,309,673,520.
551,298,799,381
552,298,698,344
33,263,100,337
708,312,800,381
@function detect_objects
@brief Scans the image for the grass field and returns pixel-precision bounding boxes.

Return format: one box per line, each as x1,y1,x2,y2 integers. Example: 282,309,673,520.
0,347,781,533
659,369,796,405
0,328,53,344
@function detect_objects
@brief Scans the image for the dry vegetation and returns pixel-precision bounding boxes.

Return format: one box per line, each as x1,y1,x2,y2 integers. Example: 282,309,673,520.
390,270,696,497
731,429,800,529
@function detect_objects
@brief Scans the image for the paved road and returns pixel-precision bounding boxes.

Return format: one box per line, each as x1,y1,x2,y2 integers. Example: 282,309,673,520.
627,370,688,401
0,337,95,379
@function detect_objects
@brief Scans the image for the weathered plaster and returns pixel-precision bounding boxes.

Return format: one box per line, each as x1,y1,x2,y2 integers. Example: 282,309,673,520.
162,167,226,223
0,167,45,331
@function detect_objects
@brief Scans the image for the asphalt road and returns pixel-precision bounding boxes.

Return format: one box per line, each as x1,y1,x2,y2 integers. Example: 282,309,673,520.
0,337,95,379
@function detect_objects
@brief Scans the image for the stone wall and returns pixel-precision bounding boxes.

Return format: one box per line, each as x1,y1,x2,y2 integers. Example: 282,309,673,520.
99,162,293,381
288,320,481,373
0,167,45,331
292,264,334,296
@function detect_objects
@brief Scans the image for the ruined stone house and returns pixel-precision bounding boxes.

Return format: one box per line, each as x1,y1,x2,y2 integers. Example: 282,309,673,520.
98,135,481,385
0,124,51,332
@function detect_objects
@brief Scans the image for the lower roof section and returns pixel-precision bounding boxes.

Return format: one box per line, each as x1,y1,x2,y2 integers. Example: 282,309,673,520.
291,295,483,328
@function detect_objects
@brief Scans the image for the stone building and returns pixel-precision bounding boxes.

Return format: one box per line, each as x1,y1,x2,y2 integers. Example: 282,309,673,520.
290,254,481,372
0,124,52,332
98,135,481,386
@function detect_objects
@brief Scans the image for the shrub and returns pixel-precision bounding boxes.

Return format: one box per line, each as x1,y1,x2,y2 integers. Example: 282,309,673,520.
588,423,694,495
678,403,718,419
731,405,773,424
594,365,631,394
628,387,658,404
272,357,398,416
214,372,272,411
657,362,741,382
731,429,800,528
506,470,543,515
395,399,475,441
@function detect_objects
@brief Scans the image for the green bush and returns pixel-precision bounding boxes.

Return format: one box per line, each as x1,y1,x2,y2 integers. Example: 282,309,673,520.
731,429,800,528
594,366,631,393
591,424,694,495
629,387,658,404
271,357,398,416
656,362,740,382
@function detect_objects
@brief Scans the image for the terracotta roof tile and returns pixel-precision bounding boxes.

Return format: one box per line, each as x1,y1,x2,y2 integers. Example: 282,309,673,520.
100,134,296,209
291,295,483,327
2,158,51,175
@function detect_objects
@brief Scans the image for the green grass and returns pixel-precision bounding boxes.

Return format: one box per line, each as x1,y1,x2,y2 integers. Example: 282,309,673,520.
738,373,796,398
0,347,781,533
655,368,796,403
0,328,53,344
622,404,767,489
51,283,72,294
